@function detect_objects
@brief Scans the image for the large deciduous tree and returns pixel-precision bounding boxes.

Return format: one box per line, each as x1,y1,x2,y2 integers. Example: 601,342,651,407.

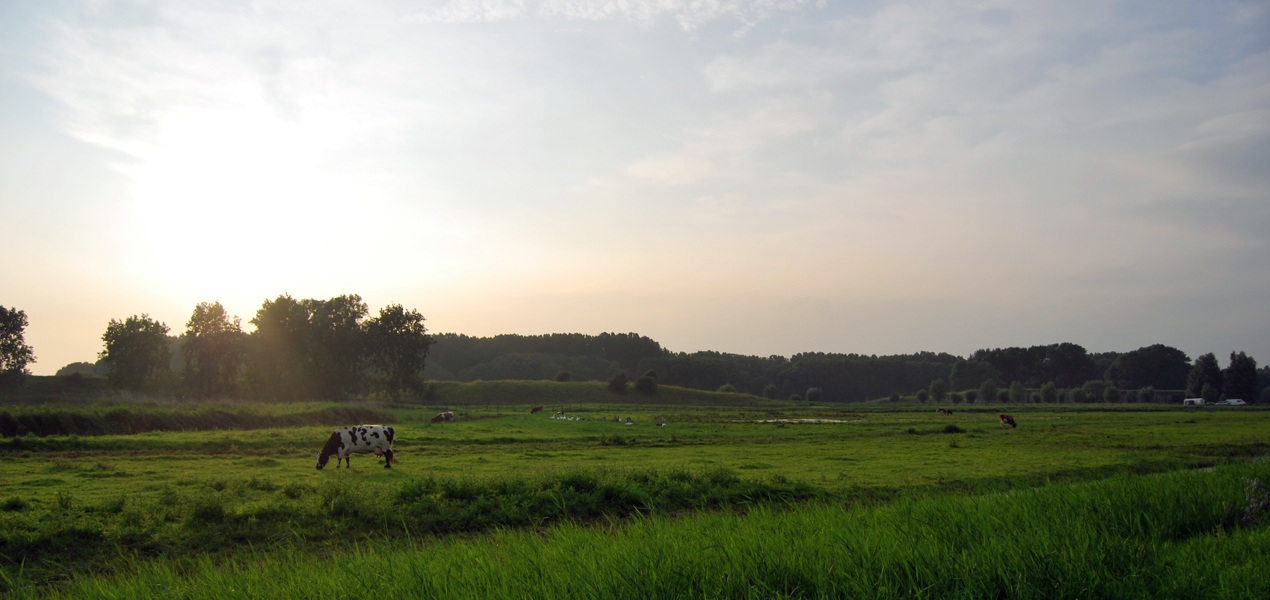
929,379,948,403
247,294,312,400
1008,381,1028,403
303,295,369,398
182,301,245,397
1186,353,1223,398
977,379,1000,405
1103,344,1190,390
0,306,36,388
365,304,431,400
99,314,171,391
247,294,371,400
1222,351,1259,403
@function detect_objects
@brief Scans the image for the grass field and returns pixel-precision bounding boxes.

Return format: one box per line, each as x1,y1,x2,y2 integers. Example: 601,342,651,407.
1,381,1268,597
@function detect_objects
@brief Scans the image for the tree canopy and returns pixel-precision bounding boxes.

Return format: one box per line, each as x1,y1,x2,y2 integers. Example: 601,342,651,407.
1222,351,1258,402
1104,344,1190,390
1186,353,1223,398
182,301,245,397
365,304,431,400
0,306,36,387
99,314,171,391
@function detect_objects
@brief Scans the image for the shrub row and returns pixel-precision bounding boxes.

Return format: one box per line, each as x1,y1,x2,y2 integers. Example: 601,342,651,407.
0,405,394,438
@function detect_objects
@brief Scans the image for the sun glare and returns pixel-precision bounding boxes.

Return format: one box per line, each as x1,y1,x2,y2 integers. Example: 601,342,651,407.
123,103,388,295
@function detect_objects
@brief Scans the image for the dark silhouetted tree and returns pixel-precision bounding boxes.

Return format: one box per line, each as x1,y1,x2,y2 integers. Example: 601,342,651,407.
1104,344,1190,390
1223,352,1258,402
1138,386,1155,404
929,379,948,403
247,295,312,400
554,371,572,382
950,392,963,405
0,306,35,388
1040,382,1058,404
1186,353,1223,398
763,384,778,399
717,383,736,393
182,301,245,397
1042,343,1099,387
1201,383,1219,403
807,387,824,403
55,362,96,377
916,389,929,403
1009,381,1027,404
365,304,431,400
99,314,171,391
978,380,999,405
792,393,805,402
303,295,369,398
634,370,658,394
1070,388,1089,403
1082,380,1108,403
951,361,1001,391
608,371,628,393
1103,386,1121,403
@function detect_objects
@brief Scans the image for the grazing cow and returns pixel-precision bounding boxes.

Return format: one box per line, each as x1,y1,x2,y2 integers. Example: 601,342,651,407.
999,414,1017,429
317,425,395,470
531,406,544,414
936,408,953,416
431,411,455,424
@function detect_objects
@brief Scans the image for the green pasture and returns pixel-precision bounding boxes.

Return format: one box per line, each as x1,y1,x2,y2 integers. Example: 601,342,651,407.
3,399,1266,507
1,383,1268,595
14,462,1270,599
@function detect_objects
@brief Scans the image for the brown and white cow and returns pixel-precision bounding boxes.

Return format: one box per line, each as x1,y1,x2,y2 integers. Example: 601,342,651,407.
999,414,1017,428
937,408,953,416
430,411,455,424
317,425,395,470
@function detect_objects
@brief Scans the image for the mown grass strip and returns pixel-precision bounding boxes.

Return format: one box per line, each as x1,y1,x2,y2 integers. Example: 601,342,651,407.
14,463,1270,599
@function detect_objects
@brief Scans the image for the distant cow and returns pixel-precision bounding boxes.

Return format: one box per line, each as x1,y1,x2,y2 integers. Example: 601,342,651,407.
936,408,953,416
431,411,455,424
999,414,1017,429
317,425,395,470
531,406,544,414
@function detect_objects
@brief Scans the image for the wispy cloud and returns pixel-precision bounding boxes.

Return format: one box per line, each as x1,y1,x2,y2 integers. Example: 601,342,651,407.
403,0,817,32
2,0,1268,372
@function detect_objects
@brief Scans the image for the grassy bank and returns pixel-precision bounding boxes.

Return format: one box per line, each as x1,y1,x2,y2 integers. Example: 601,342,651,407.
0,467,819,592
14,462,1270,599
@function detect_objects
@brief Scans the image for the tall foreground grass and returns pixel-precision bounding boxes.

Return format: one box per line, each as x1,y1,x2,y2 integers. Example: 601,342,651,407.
20,463,1270,599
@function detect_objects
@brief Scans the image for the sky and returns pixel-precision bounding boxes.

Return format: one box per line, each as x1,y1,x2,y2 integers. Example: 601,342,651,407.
1,0,1267,375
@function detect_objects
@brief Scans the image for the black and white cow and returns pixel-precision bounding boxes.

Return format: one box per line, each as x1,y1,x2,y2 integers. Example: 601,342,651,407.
316,425,396,470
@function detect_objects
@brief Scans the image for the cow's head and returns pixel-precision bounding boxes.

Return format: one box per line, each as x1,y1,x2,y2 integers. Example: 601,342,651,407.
316,430,343,470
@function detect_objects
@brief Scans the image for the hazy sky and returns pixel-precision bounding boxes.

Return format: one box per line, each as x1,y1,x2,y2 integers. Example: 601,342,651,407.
2,0,1267,375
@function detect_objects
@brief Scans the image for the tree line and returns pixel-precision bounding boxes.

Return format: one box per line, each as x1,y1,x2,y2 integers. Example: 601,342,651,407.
33,296,431,400
424,335,1266,404
3,301,1266,403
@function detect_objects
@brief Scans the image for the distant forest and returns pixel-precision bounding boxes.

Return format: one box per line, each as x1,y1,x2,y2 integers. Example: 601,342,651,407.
5,294,1265,404
423,333,1269,404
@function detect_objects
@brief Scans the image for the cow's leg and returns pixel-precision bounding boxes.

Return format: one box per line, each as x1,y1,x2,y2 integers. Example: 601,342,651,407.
383,449,394,469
